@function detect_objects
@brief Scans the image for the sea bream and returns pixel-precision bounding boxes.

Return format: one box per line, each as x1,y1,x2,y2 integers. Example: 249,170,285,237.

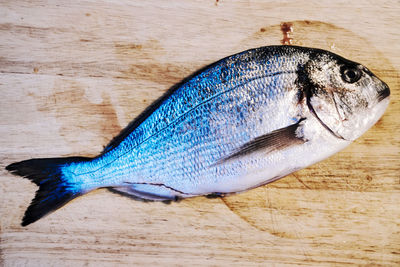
6,45,390,226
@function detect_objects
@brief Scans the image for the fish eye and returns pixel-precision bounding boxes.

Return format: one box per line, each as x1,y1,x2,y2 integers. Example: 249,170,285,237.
340,66,362,83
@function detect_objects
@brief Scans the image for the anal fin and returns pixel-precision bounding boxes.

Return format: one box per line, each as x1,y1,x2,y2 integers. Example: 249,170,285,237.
109,182,185,201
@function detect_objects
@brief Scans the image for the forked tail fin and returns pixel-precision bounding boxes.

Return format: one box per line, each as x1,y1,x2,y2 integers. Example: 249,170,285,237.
6,157,91,226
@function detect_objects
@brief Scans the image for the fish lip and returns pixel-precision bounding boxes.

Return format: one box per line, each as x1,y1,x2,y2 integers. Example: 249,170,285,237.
377,83,390,102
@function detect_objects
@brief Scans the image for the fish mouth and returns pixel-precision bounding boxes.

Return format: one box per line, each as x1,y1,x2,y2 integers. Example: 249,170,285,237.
377,83,390,102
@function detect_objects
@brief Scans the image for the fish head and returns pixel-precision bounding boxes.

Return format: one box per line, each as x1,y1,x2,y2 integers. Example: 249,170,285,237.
303,51,390,141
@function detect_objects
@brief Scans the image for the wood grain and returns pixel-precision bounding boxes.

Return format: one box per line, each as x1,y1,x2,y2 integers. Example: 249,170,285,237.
1,1,399,266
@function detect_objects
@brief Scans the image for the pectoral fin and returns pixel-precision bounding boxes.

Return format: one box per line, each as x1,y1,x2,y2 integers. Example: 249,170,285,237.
220,118,307,163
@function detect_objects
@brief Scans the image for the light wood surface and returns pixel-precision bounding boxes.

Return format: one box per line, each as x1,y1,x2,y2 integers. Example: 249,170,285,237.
1,1,399,266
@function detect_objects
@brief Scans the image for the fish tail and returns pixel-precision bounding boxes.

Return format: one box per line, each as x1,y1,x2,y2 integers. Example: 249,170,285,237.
6,157,92,226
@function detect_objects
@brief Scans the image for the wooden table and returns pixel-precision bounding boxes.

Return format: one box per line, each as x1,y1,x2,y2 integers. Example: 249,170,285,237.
1,1,399,266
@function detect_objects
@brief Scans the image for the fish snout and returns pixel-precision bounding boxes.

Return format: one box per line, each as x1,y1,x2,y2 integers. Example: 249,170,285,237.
377,82,390,102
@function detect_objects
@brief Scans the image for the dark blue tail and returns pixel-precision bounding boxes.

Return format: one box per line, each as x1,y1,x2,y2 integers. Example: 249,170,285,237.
6,157,91,226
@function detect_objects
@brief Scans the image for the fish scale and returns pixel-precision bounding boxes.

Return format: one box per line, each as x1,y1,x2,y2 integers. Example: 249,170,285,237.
106,74,301,191
83,48,302,186
6,45,390,226
109,48,299,152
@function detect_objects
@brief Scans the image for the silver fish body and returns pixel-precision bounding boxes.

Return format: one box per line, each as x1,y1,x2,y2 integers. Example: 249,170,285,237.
6,45,390,225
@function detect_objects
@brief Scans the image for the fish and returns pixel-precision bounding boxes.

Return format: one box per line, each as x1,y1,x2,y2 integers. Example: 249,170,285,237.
6,45,390,226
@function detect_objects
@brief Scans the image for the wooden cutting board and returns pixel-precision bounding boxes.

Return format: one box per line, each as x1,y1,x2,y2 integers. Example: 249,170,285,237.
1,1,399,266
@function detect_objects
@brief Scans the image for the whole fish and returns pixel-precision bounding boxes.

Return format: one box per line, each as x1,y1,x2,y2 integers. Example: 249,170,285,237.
6,45,390,226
